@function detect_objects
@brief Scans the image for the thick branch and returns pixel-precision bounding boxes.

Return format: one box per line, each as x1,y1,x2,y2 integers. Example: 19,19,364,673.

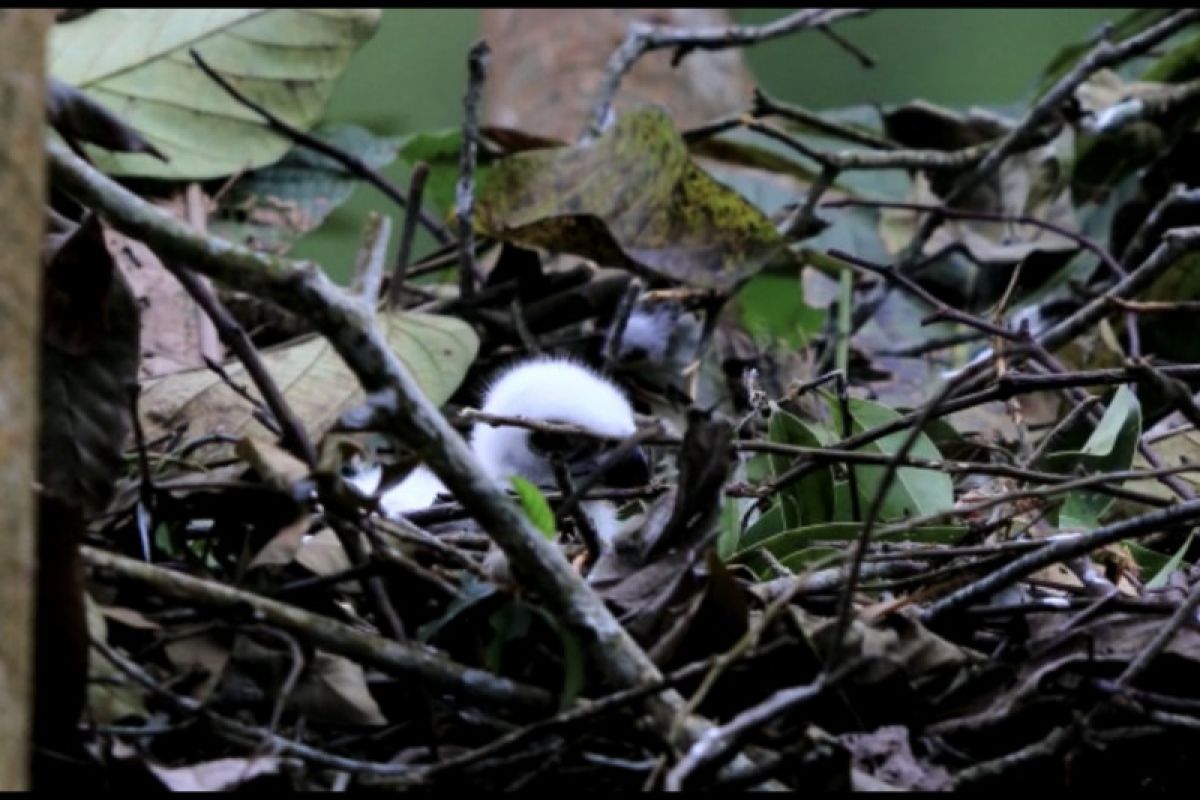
82,545,550,710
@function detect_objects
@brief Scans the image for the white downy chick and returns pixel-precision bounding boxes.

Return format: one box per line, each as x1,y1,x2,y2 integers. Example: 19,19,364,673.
373,357,649,546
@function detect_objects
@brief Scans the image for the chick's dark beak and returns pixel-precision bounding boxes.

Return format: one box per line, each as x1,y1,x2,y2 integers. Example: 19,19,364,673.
599,445,651,488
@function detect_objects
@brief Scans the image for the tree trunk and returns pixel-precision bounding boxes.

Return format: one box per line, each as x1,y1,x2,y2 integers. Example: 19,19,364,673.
0,8,51,791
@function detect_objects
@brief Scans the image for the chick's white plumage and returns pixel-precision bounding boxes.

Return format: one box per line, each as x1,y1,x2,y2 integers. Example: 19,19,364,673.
375,357,641,544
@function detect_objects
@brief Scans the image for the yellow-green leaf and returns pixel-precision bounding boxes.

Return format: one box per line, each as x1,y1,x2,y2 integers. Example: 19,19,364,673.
511,476,556,539
50,9,381,179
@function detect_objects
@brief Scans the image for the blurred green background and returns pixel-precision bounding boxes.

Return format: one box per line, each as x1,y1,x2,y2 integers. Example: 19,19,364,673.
295,8,1128,278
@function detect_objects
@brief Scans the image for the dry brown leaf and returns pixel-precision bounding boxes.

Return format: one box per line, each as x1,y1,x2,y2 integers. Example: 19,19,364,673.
289,651,387,726
163,630,232,702
249,514,313,569
108,226,220,380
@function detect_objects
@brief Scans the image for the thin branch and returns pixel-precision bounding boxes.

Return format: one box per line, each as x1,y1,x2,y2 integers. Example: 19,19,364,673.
823,198,1128,280
187,49,453,246
816,22,876,68
602,278,643,374
82,545,551,710
387,162,430,310
174,268,316,467
1118,184,1200,269
751,88,895,150
580,9,871,143
349,212,391,309
456,40,490,302
1114,577,1200,689
919,500,1200,623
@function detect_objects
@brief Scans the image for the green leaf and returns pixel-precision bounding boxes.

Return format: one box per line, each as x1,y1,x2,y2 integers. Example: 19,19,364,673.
766,410,837,528
211,123,401,254
476,107,786,292
140,311,479,444
1146,532,1195,590
1044,385,1142,530
510,476,556,539
396,129,482,220
1126,541,1171,583
828,395,956,521
734,273,825,348
50,9,381,179
717,498,745,561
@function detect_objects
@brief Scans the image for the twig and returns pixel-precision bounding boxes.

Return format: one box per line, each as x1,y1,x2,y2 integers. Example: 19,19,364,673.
90,635,418,776
751,88,895,150
747,116,1061,172
828,366,977,663
1024,395,1102,466
456,40,490,302
580,9,871,143
816,22,875,68
1118,184,1200,269
601,278,643,373
919,500,1200,623
823,198,1128,280
550,455,601,561
1114,576,1200,689
175,270,316,467
82,545,552,709
349,212,391,309
387,163,430,310
187,49,453,246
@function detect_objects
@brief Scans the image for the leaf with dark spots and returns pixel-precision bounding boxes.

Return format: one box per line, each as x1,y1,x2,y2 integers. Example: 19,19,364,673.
40,215,140,515
476,107,786,292
47,77,166,161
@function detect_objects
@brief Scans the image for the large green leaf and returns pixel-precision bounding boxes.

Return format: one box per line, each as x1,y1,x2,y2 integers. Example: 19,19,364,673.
830,395,956,521
476,107,786,292
50,9,381,179
139,312,478,443
1043,385,1142,530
